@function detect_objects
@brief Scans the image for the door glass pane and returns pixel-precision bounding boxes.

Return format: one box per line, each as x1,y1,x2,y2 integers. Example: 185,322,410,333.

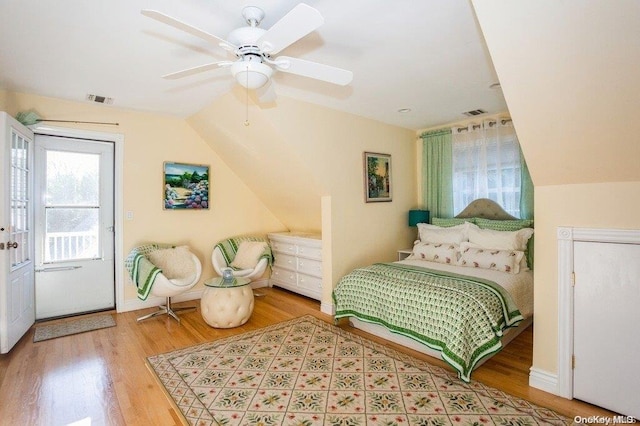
46,151,99,206
45,208,99,262
10,131,30,267
44,150,101,263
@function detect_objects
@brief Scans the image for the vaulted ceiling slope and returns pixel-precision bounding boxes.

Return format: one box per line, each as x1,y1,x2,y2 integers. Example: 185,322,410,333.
188,89,326,231
0,0,505,130
473,0,640,186
187,87,417,235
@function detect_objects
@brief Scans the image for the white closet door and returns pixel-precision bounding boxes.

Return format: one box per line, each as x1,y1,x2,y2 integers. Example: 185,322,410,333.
574,241,640,417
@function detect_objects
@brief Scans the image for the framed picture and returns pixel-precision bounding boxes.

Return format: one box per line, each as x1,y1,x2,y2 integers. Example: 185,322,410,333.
163,162,210,209
364,152,392,202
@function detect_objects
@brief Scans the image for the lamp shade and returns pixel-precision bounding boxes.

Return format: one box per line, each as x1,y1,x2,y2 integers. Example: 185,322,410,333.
408,210,430,227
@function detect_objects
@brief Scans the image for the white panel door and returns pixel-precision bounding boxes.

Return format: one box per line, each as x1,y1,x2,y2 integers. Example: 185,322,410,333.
0,112,35,354
34,135,115,319
574,241,640,417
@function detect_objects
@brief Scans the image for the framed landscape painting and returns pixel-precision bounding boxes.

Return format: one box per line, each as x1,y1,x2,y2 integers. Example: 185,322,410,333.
364,152,392,202
163,162,209,209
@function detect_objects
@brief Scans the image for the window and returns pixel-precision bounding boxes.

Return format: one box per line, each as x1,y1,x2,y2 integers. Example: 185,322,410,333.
452,121,522,217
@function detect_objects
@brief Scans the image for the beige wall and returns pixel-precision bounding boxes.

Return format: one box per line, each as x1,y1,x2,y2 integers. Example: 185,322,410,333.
3,90,284,302
261,97,418,287
189,90,418,304
279,98,417,294
3,88,417,308
0,89,6,111
473,0,640,376
534,182,640,369
188,89,324,233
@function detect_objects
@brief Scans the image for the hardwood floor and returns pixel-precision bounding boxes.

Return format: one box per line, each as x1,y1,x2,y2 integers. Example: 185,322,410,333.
0,287,616,425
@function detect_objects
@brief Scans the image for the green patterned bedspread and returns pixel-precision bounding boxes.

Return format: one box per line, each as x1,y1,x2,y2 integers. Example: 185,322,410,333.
332,262,523,382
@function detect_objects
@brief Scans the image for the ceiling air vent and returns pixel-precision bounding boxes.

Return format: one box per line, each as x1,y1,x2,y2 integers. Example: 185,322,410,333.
462,109,486,117
86,94,114,104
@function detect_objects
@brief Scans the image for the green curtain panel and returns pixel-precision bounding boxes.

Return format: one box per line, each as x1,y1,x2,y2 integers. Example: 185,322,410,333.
519,147,534,220
421,129,453,218
421,126,533,220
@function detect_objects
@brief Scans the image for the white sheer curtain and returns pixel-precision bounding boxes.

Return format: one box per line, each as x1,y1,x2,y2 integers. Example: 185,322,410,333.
451,120,522,217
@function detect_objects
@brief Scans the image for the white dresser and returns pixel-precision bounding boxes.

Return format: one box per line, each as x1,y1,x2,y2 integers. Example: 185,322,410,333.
268,232,322,301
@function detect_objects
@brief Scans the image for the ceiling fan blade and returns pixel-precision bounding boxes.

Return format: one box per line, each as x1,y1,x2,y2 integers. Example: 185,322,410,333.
254,80,277,103
141,9,236,51
162,61,233,80
274,56,353,86
256,3,324,55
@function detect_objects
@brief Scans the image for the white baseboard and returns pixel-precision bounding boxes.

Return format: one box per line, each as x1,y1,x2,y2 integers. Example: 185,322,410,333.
320,301,334,316
117,279,270,314
118,287,204,313
529,367,559,395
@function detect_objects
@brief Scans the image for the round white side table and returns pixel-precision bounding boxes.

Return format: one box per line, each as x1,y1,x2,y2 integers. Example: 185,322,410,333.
201,277,254,328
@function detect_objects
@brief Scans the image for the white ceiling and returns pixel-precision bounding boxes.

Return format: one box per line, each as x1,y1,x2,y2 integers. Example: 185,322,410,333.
0,0,507,131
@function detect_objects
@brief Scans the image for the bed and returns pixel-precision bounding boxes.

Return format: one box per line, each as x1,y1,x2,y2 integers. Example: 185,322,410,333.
332,199,534,382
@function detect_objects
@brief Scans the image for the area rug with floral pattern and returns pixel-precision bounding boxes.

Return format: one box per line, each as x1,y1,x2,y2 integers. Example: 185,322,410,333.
146,315,570,425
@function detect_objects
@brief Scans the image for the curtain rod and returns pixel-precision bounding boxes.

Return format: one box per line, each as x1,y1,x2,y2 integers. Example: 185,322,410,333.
456,118,512,132
36,119,119,126
421,117,512,137
488,118,513,127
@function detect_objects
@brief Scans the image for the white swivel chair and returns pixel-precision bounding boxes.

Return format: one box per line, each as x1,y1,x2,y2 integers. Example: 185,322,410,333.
126,244,202,323
211,236,271,281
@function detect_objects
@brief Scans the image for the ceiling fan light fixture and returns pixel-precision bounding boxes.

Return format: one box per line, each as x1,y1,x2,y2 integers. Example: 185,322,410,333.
231,60,273,89
144,4,353,95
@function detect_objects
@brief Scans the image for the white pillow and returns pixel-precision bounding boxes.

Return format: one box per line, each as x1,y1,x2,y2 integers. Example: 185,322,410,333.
408,242,459,265
148,246,194,279
417,222,471,244
458,242,524,274
231,241,267,270
467,226,534,252
462,241,529,271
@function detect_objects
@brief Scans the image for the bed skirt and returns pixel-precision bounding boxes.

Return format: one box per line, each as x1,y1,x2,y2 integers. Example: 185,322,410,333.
348,315,533,370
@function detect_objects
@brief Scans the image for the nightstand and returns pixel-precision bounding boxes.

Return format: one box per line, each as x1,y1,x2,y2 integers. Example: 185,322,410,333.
397,248,413,261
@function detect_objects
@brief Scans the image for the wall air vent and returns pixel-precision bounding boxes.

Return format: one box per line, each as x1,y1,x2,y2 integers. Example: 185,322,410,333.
86,94,114,104
462,109,486,117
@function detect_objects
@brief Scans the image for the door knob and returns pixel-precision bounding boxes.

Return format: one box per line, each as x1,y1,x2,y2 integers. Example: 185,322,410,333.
7,241,18,249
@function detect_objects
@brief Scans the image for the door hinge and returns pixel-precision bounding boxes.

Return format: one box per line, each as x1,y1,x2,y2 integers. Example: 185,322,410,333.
572,355,576,369
0,242,4,250
571,272,576,287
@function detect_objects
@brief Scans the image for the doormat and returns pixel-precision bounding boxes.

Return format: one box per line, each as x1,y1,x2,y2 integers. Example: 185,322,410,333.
33,314,116,342
147,315,571,425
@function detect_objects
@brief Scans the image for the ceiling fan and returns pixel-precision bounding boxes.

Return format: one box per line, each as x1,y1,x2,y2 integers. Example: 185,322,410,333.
141,3,353,102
